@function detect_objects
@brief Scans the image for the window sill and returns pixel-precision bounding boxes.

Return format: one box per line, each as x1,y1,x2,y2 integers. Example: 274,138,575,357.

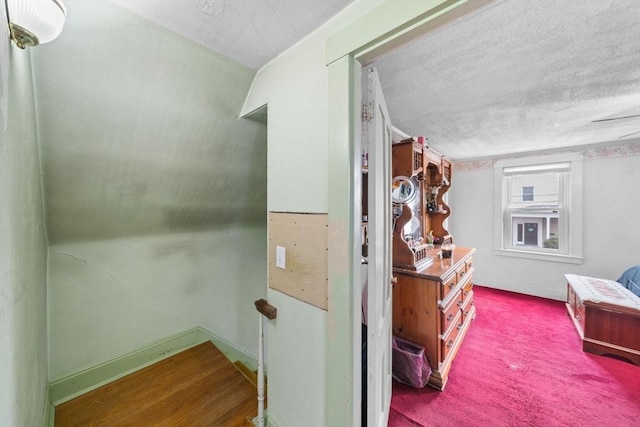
493,248,583,264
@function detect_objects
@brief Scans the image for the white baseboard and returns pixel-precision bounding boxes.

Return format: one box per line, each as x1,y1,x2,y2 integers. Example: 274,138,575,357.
252,410,279,427
46,326,259,425
266,410,282,427
43,385,53,427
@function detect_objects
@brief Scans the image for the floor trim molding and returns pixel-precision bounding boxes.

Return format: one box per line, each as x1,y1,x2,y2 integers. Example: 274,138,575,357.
266,410,282,427
46,327,259,425
43,386,53,427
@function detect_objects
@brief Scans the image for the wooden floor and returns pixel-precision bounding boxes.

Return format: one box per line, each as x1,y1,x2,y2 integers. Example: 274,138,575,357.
55,341,257,426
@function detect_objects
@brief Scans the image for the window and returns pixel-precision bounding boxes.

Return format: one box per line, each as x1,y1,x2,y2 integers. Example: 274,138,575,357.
493,153,583,264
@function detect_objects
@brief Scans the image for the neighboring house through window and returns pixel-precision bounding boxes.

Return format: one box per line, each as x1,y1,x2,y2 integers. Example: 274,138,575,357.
493,153,583,264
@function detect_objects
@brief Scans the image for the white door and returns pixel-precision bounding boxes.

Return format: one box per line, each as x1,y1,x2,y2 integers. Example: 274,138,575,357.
365,67,393,427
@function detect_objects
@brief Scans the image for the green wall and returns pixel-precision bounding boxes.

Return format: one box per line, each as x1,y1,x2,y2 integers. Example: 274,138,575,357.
242,2,382,425
48,227,266,381
28,2,268,381
0,22,50,427
32,1,267,243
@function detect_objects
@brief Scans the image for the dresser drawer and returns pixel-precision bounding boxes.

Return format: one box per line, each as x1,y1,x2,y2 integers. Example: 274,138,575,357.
457,265,472,287
462,276,473,298
465,256,474,272
440,290,464,335
441,273,457,301
461,291,474,324
440,312,463,362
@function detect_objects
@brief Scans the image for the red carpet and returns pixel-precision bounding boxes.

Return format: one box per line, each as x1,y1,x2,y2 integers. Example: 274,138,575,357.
389,285,640,426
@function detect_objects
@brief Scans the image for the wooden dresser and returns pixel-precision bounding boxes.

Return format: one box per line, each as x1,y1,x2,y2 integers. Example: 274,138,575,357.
393,246,476,390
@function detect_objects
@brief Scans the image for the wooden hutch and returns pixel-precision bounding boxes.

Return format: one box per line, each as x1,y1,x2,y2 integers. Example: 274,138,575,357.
390,138,476,390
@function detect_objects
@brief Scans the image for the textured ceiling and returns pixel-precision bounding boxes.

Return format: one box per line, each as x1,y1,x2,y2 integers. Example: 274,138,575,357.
374,0,640,160
112,0,355,70
112,0,640,160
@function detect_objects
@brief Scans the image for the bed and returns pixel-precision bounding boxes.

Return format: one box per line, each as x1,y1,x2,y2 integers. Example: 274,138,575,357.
617,265,640,297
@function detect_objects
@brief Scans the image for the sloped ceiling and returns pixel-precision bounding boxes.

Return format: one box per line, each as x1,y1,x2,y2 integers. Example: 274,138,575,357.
112,0,355,70
30,0,357,244
32,1,268,243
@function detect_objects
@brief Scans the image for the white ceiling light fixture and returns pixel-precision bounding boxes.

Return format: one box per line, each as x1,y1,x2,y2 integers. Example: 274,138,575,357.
4,0,66,49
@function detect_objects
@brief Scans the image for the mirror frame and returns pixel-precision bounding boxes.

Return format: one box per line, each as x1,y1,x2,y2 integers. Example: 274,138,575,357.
391,176,417,204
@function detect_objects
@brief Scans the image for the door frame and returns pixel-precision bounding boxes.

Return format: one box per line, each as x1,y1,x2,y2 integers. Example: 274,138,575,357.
513,218,543,247
325,1,494,426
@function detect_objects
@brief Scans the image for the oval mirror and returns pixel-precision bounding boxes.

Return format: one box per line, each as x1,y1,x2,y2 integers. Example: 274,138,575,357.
391,176,417,204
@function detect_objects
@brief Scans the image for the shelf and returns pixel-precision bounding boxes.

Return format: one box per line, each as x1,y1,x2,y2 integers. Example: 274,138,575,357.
393,140,452,269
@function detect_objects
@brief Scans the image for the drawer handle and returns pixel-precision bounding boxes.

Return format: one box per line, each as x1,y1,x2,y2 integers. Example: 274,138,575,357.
457,300,463,308
457,324,463,331
448,282,455,289
446,313,454,322
447,340,453,349
459,271,466,278
464,310,469,316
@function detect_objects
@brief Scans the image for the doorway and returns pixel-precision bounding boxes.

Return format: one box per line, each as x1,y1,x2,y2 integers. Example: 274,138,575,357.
524,222,539,246
325,2,495,426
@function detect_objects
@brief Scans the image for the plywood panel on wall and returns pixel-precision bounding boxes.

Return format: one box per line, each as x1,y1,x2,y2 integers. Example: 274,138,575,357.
269,212,328,310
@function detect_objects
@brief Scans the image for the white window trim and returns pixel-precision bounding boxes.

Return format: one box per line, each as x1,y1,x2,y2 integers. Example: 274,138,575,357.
493,153,583,264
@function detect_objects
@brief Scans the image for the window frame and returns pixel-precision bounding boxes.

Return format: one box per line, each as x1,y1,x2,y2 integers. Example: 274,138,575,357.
493,153,583,264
